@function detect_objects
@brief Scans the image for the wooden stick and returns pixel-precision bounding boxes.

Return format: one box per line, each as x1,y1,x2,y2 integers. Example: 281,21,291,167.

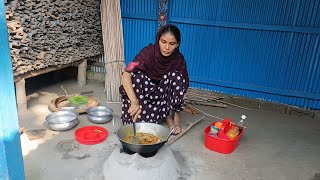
186,100,228,108
216,99,251,110
166,116,205,147
188,89,251,111
190,106,224,120
60,85,68,96
189,89,222,100
187,91,222,101
187,93,209,101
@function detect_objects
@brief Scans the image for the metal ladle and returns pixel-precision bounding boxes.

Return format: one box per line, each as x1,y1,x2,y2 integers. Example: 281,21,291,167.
131,122,139,144
165,126,176,142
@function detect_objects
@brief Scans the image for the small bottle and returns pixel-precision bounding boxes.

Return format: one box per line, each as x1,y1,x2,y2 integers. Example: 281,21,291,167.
237,115,246,128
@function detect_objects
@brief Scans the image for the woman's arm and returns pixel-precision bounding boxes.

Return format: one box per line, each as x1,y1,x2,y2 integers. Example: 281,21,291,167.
121,71,141,121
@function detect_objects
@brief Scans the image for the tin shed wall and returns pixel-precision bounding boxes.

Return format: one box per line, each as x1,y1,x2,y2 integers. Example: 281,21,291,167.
121,0,320,109
121,0,159,64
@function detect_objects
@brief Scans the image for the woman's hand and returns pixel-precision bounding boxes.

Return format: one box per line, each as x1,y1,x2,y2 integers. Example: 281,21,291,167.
128,99,141,122
172,111,182,134
170,123,182,135
122,72,141,122
166,111,182,135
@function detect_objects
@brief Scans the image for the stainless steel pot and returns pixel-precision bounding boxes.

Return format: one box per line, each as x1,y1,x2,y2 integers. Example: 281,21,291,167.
113,118,172,154
45,110,79,131
47,120,79,131
86,106,113,124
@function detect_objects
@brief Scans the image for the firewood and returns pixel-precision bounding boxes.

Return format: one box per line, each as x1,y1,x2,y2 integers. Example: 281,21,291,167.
5,0,103,77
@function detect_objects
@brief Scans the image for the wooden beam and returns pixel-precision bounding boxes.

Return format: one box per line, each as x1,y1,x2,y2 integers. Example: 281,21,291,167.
87,60,105,68
14,61,83,82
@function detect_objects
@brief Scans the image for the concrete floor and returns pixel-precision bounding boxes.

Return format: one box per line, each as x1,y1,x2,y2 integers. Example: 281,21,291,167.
18,74,320,180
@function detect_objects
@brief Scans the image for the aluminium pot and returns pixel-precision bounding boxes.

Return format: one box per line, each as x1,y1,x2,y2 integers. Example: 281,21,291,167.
113,118,172,154
45,109,79,131
86,106,113,124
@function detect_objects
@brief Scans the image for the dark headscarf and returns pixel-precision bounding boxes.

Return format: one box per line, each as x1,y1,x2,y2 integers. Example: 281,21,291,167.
125,24,189,89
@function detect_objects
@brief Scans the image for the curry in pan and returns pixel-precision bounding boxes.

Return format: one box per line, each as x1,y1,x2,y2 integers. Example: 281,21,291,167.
124,132,161,144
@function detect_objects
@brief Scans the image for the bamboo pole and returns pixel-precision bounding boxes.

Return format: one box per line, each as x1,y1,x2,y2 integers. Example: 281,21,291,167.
15,78,27,111
77,60,87,87
101,0,125,102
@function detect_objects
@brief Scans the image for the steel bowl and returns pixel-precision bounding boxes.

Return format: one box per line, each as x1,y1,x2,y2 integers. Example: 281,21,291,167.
86,106,113,124
45,110,79,131
48,120,79,131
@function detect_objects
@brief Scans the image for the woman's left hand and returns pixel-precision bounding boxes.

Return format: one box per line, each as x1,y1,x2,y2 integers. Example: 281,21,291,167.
170,123,182,135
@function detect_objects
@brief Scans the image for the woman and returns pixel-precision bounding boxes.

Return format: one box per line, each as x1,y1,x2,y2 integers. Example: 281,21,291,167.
120,24,189,135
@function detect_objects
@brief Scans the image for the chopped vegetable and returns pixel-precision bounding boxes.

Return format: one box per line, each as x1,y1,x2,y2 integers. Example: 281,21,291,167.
68,95,89,105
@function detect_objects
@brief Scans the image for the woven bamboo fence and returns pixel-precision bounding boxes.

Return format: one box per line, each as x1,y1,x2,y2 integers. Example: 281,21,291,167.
101,0,125,102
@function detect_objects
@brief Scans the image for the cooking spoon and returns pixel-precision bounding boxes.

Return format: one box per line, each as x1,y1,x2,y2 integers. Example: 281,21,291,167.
165,127,176,142
131,122,139,144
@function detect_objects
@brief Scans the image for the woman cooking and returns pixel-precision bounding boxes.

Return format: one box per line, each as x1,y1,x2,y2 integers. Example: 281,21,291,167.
120,24,189,135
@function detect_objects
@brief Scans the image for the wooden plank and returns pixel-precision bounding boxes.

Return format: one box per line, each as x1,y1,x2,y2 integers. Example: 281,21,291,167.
166,116,206,147
14,61,82,82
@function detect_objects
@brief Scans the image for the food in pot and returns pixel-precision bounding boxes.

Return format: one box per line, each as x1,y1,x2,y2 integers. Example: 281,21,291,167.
124,132,161,144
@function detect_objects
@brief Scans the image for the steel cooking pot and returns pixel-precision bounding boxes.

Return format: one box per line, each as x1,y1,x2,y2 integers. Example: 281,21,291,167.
113,118,172,154
86,106,113,124
45,109,79,131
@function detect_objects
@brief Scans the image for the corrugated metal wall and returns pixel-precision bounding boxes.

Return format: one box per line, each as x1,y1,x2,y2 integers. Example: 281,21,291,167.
120,0,320,109
121,0,159,64
89,55,106,74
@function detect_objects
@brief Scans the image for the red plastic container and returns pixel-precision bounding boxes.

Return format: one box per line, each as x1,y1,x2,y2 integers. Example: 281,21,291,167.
204,119,244,154
75,126,108,145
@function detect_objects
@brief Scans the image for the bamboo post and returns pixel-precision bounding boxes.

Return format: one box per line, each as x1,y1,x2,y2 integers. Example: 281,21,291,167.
15,78,27,111
77,59,87,87
101,0,125,102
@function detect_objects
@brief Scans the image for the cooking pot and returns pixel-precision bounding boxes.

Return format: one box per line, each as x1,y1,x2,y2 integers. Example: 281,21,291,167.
45,109,79,131
86,106,113,124
113,118,173,154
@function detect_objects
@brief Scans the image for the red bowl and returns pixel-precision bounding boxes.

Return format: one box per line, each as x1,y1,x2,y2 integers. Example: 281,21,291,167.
75,126,108,145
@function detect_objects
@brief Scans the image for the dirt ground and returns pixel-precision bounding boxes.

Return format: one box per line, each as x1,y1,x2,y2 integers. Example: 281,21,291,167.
18,71,320,180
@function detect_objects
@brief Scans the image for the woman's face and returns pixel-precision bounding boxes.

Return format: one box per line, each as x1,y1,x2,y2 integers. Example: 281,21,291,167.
159,32,179,57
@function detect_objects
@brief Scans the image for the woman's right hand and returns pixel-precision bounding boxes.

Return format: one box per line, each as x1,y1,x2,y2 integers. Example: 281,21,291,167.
122,72,141,122
128,99,141,122
170,123,182,135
